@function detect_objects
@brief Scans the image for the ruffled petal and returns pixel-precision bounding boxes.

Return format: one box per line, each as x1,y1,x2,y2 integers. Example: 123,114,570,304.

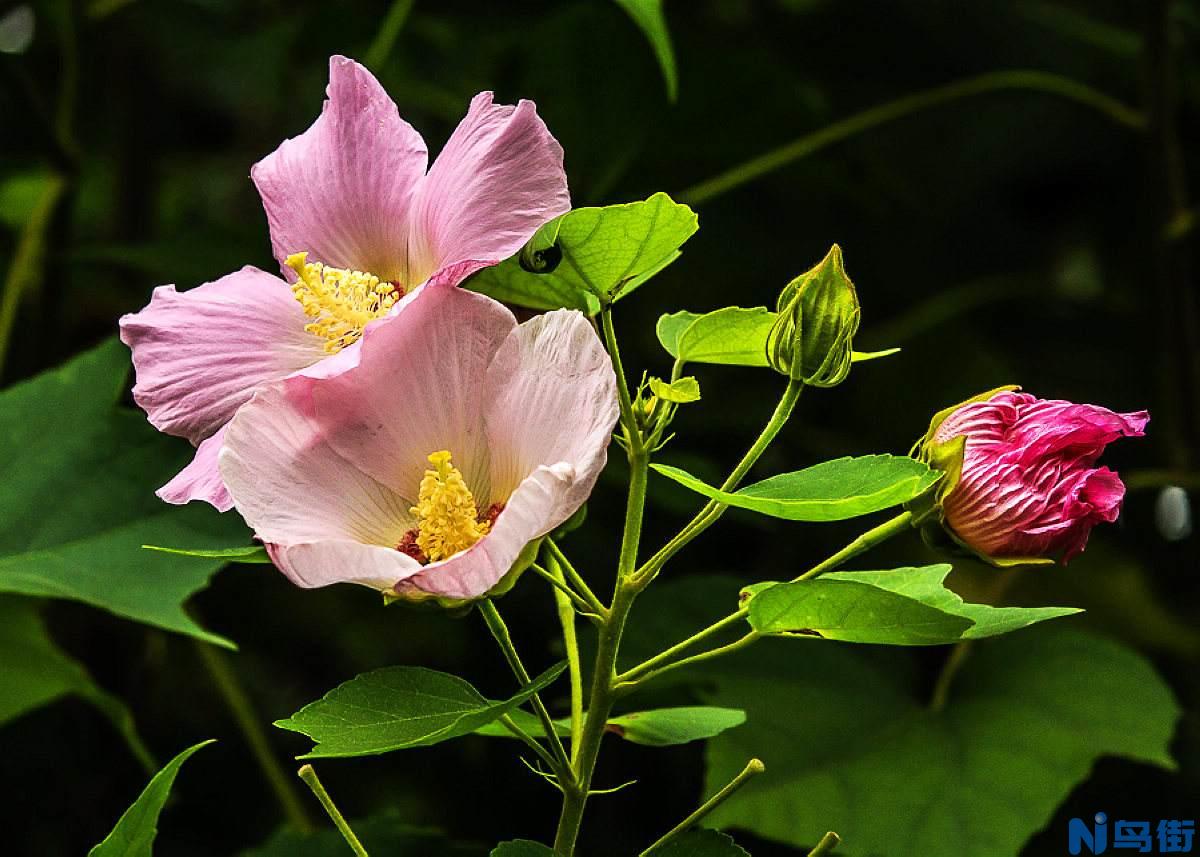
218,383,415,551
406,92,569,285
484,309,618,515
301,284,517,500
119,266,326,444
157,425,234,511
251,56,428,284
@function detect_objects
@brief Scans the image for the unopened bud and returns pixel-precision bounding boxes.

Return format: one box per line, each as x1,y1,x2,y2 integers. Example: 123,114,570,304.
765,244,860,387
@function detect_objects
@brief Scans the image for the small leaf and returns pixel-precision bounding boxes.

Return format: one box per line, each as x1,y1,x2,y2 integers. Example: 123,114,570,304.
745,578,974,645
851,347,901,362
142,544,272,564
0,340,252,648
823,565,1081,639
649,376,701,403
608,706,745,746
277,663,567,758
656,306,775,367
490,841,555,856
612,0,678,101
652,454,940,521
471,193,698,315
89,740,214,857
656,830,751,856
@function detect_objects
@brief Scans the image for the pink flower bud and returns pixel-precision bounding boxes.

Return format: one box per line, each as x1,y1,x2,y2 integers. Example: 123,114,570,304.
918,390,1148,565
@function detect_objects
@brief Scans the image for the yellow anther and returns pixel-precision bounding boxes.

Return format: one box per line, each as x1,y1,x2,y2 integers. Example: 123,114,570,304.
410,450,491,562
286,252,401,353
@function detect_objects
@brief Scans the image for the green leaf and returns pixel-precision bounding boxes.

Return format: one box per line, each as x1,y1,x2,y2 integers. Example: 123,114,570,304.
0,597,153,767
142,544,272,564
648,376,701,403
608,706,745,746
490,841,555,856
0,340,253,648
656,307,776,367
744,578,974,645
651,454,940,522
243,814,485,857
89,740,214,857
613,0,678,101
656,830,750,856
277,662,567,758
823,565,1082,639
470,193,698,315
703,629,1179,857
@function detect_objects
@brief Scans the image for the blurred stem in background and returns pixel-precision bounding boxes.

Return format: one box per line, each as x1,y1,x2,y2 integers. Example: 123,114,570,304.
1143,0,1200,472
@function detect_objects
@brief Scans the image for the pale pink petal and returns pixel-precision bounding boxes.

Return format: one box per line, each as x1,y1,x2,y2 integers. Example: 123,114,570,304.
251,56,428,284
301,285,517,500
157,426,233,511
268,539,421,591
484,309,618,518
119,266,326,444
218,383,415,550
397,463,575,600
406,92,569,285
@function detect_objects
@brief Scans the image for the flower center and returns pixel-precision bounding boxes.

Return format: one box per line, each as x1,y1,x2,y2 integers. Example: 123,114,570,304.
286,252,402,353
405,450,492,563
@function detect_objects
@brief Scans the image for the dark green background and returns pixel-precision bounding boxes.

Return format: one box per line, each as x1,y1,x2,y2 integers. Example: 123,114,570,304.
1,0,1197,854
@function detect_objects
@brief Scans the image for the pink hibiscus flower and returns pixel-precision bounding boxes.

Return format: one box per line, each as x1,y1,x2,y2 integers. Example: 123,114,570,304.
217,284,618,600
120,56,569,511
922,389,1148,564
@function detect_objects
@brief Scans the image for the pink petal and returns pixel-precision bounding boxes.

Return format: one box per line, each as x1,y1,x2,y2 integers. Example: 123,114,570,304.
484,309,618,521
268,539,421,591
302,284,518,500
157,425,234,511
119,266,326,444
251,56,428,284
406,92,569,286
218,383,415,550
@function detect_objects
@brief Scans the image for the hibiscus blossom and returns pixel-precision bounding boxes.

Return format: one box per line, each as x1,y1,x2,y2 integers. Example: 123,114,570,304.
120,56,569,511
217,284,618,600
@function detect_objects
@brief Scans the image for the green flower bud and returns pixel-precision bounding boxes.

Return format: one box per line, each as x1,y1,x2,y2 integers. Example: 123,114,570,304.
765,244,861,387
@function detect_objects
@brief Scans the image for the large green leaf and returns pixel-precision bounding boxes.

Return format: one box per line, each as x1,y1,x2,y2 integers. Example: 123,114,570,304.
743,578,974,645
469,193,698,315
651,454,939,521
490,842,555,857
0,597,151,766
243,815,485,857
89,740,214,857
823,565,1082,638
0,340,254,648
702,630,1179,857
277,663,567,758
656,830,750,856
743,565,1080,645
608,706,746,746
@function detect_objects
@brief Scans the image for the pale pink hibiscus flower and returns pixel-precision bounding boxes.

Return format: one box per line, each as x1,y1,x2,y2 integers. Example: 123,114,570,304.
217,284,618,600
919,389,1148,564
119,56,569,511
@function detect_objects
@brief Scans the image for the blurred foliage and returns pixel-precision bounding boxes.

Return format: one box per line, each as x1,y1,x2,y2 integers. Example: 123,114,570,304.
1,0,1198,855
